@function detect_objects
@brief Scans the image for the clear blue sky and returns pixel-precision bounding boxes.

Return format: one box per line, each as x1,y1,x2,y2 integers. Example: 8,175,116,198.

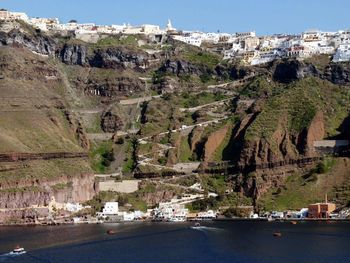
1,0,349,35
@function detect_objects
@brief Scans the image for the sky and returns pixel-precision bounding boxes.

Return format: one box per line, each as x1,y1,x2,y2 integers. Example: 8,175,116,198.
1,0,350,35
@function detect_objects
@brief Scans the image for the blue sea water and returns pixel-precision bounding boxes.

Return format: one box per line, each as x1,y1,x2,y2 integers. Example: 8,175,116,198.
0,221,350,263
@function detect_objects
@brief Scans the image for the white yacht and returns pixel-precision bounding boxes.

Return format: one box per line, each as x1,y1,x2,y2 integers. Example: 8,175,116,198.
9,247,26,255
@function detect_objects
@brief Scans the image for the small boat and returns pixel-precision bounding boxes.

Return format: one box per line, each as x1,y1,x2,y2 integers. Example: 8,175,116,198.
273,232,282,237
9,246,26,255
291,221,297,225
106,230,117,235
194,222,201,227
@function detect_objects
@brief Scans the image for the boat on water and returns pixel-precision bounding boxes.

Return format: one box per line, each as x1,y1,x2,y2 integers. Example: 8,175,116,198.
273,232,282,237
193,222,201,228
106,230,117,235
9,246,26,255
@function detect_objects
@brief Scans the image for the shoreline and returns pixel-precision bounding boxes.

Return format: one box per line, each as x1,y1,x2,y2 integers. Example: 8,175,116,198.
2,217,350,227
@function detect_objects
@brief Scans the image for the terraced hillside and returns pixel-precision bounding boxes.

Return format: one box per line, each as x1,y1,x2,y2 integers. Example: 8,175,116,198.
1,20,350,222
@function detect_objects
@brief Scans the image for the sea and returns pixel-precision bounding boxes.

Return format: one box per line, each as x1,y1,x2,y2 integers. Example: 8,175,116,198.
0,221,350,263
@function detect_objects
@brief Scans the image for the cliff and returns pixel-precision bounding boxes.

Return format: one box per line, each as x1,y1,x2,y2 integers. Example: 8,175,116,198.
2,20,350,215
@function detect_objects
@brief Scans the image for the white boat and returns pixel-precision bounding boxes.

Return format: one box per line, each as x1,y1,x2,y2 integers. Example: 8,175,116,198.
9,247,26,255
168,216,186,222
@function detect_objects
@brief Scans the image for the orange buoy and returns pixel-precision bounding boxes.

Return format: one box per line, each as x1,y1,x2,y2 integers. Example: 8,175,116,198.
291,221,297,225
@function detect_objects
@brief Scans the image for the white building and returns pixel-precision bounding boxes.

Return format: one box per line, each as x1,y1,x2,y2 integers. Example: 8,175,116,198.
333,44,350,62
172,32,202,47
118,211,135,221
197,210,217,220
65,203,84,213
250,49,279,65
29,17,60,31
302,30,322,42
0,10,28,21
102,202,119,215
141,24,163,35
111,24,127,33
236,31,256,38
153,202,189,221
166,19,176,32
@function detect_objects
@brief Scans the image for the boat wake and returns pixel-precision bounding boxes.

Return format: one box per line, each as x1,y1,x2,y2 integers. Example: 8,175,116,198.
0,252,25,262
190,226,221,231
0,248,26,262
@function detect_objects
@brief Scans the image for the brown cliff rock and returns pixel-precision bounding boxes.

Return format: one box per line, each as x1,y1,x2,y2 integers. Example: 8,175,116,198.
101,111,124,133
239,111,325,168
204,125,229,162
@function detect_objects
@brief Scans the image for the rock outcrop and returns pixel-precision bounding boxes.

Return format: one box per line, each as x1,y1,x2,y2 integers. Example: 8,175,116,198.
238,111,324,168
0,29,57,55
59,44,88,66
89,48,149,69
273,59,318,83
101,111,124,132
324,62,350,85
80,76,144,98
160,59,211,76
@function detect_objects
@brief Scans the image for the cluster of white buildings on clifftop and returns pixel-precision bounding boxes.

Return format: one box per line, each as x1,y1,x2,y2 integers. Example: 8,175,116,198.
1,9,350,64
0,9,173,35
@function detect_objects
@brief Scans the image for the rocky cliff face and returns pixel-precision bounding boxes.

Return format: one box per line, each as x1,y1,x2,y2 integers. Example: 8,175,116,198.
324,62,350,85
59,44,88,66
101,111,124,132
0,169,96,209
0,26,152,71
137,182,178,206
272,60,318,83
89,48,149,69
160,59,211,76
59,44,150,69
238,110,324,168
0,173,96,224
86,76,144,98
0,29,57,56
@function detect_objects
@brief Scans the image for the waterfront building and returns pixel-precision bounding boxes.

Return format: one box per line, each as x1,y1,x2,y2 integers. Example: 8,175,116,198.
153,202,189,221
308,195,336,218
118,211,135,221
197,210,217,220
271,211,284,219
102,202,119,215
